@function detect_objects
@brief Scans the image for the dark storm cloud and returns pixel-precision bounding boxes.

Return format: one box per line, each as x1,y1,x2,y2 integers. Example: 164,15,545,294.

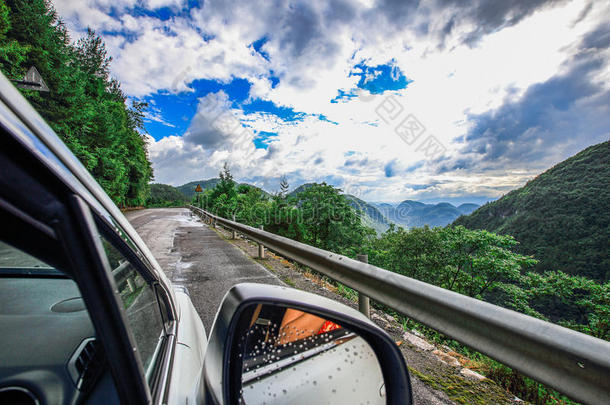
324,0,357,24
582,22,610,49
370,0,570,48
279,3,327,58
438,23,610,173
453,0,569,46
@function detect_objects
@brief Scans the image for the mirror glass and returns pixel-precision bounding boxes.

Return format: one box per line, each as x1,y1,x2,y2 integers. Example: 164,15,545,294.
236,304,386,404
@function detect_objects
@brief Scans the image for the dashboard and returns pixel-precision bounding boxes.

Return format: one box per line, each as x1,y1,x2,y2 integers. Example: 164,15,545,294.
0,276,118,405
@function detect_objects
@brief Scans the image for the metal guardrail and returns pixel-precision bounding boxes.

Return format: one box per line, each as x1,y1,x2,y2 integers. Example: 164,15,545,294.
190,206,610,404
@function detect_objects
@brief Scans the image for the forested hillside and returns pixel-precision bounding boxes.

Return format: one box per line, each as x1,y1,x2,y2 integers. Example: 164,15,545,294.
454,141,610,282
0,0,153,206
344,195,389,234
147,184,188,207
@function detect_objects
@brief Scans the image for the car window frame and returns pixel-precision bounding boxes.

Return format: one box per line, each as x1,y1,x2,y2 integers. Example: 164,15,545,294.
95,220,169,375
1,77,156,404
93,214,178,403
60,195,152,404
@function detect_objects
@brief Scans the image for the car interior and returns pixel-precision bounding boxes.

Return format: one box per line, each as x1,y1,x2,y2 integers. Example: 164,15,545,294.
0,238,119,405
0,127,120,405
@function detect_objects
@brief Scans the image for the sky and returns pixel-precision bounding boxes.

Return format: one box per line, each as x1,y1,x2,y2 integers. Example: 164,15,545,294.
54,0,610,204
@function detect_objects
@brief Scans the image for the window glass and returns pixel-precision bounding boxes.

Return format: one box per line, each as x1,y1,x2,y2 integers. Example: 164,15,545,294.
0,240,61,276
100,237,164,377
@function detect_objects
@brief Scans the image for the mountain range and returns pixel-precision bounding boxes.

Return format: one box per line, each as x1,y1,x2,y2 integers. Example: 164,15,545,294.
374,200,479,228
152,179,480,231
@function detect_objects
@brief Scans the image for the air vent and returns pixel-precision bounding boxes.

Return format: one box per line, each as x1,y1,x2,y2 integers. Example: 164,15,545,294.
67,338,105,392
0,387,39,405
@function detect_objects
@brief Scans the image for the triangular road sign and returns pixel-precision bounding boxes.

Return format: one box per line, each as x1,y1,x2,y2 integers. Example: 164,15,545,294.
17,66,49,92
195,184,203,192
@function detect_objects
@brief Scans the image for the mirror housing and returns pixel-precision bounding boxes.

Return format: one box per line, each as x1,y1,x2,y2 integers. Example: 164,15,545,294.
198,283,412,405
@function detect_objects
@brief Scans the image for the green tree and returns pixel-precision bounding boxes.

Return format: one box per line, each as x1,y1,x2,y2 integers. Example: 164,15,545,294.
0,1,153,206
297,183,374,256
0,0,29,79
266,177,304,241
368,225,537,299
208,163,238,217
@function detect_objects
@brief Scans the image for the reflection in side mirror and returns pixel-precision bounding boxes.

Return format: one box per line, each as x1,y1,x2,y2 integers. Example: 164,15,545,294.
237,304,385,404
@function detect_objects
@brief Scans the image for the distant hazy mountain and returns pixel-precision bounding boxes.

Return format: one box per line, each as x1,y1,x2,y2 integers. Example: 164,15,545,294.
374,200,479,228
454,140,610,281
288,185,478,229
457,203,479,215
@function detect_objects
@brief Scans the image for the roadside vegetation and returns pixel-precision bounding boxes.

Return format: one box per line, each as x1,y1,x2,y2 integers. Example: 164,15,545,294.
195,164,608,405
0,0,153,206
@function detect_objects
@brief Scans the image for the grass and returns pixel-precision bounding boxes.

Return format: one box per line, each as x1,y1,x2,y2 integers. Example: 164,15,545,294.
122,285,145,309
408,367,504,405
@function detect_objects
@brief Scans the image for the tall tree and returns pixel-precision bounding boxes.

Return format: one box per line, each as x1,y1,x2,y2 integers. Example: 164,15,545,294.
0,0,153,206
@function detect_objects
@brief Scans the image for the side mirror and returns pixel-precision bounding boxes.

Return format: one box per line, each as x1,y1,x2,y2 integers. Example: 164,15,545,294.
199,283,412,405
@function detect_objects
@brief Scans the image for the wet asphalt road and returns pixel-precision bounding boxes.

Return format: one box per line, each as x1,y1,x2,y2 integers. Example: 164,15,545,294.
126,208,281,331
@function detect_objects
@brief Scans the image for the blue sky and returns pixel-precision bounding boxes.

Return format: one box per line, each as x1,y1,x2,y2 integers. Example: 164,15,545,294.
54,0,610,203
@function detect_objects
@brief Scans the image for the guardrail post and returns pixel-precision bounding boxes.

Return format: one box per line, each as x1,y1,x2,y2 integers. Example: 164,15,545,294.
258,225,265,259
232,214,237,239
357,254,370,318
126,277,136,293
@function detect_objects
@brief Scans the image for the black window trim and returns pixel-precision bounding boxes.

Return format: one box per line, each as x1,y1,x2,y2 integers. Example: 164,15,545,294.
59,194,151,405
94,213,178,400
